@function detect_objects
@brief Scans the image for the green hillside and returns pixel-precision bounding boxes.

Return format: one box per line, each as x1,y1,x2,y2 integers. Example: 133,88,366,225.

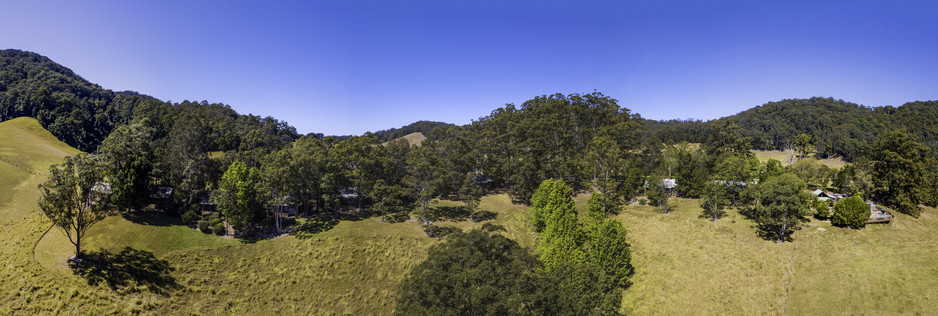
0,118,535,313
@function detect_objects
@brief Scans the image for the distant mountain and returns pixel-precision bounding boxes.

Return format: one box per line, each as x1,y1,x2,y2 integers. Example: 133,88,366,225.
373,120,454,142
0,49,300,154
647,97,938,161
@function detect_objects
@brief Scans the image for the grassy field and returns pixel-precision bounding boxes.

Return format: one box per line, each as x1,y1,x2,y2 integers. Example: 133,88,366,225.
4,117,937,314
615,197,938,315
385,132,427,146
752,150,847,169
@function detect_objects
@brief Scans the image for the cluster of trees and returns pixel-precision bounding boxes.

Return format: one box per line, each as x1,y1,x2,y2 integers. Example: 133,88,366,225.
397,180,635,314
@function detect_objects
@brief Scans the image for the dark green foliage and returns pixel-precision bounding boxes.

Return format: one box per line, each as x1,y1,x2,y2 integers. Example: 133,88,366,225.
871,131,932,217
97,119,156,212
832,195,868,228
197,220,211,233
212,222,226,236
814,198,831,219
585,219,633,287
541,262,623,315
0,49,137,152
470,92,643,203
397,229,622,315
395,229,545,315
181,207,199,225
752,174,810,242
670,143,709,198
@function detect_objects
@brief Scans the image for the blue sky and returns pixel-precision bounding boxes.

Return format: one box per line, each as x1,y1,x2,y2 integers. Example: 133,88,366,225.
2,1,937,135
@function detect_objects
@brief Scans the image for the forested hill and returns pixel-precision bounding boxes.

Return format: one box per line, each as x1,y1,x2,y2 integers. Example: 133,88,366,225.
0,49,299,153
373,120,454,142
0,49,146,152
648,97,938,161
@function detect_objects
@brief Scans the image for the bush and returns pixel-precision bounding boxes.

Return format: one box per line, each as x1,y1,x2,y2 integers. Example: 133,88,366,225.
212,222,227,236
638,198,647,206
198,220,211,233
831,195,867,228
814,199,830,219
181,208,200,225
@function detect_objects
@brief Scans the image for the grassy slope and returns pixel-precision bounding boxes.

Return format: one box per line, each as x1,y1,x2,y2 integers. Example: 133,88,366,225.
753,150,847,169
618,198,792,315
385,132,427,147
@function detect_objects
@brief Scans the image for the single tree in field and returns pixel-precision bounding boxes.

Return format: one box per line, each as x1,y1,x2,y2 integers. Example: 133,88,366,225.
97,119,155,212
216,161,261,233
700,180,729,221
752,173,810,242
38,154,110,258
871,131,932,217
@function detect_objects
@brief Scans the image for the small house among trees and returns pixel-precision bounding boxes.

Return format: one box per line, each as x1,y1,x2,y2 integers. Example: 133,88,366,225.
811,189,847,203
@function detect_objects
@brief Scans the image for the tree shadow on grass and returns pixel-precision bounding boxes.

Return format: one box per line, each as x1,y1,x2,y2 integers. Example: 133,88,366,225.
292,217,339,239
427,206,472,222
71,247,180,295
121,209,179,227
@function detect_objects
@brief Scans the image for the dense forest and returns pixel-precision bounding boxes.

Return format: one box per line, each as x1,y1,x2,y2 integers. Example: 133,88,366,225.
648,97,938,161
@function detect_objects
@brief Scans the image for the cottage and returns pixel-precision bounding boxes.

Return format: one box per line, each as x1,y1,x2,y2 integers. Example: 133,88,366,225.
811,190,848,203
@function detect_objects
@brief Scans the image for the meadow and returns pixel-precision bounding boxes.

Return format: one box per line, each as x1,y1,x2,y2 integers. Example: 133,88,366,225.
2,117,937,314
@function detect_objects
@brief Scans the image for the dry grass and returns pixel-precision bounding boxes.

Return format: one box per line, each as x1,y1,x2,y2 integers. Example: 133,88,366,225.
617,198,792,315
752,150,847,169
385,132,427,147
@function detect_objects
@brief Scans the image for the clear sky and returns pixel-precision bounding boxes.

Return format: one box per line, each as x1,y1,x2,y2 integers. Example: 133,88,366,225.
2,1,936,135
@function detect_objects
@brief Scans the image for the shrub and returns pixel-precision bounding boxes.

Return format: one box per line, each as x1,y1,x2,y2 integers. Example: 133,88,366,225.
831,195,867,228
814,199,830,219
638,198,647,206
198,220,211,233
181,208,200,225
212,222,227,236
